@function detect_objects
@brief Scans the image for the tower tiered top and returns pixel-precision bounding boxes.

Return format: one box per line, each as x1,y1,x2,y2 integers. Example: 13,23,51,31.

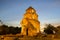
26,6,36,13
24,7,38,20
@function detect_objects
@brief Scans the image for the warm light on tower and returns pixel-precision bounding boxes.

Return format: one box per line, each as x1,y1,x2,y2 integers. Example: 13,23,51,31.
20,6,40,36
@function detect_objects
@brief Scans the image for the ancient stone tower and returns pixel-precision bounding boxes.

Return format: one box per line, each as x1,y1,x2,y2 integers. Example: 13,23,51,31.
20,7,40,36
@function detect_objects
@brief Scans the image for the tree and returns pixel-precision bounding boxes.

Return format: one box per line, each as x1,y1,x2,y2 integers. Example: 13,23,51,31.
0,25,9,35
56,26,60,35
0,23,22,35
44,24,56,34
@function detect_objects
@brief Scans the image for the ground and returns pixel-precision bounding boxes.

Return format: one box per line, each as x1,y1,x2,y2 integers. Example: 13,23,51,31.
0,34,60,40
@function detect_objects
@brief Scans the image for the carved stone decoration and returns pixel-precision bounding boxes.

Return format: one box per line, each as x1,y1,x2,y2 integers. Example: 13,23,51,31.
20,7,40,36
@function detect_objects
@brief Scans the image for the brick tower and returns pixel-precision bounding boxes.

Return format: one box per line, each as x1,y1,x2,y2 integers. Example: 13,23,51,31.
20,7,40,36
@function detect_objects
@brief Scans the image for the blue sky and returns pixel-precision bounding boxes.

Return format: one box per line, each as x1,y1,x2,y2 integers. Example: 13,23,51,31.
0,0,60,28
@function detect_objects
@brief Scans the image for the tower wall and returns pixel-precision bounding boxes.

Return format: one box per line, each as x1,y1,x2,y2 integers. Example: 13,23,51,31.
20,7,40,36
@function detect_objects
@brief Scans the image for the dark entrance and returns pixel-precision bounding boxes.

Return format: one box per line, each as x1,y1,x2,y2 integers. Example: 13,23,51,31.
26,28,28,35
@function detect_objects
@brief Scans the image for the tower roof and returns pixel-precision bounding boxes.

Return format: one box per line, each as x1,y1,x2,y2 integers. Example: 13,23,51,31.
26,6,36,11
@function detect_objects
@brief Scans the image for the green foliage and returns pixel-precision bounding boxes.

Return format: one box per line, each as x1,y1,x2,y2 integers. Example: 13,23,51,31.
44,24,60,35
56,25,60,34
0,24,21,35
44,24,56,34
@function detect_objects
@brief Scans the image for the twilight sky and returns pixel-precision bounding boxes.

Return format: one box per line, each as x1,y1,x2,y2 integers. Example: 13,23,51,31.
0,0,60,29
